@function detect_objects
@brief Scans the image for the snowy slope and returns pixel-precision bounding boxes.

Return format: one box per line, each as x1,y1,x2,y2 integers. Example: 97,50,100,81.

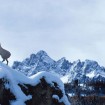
0,61,70,105
12,51,105,84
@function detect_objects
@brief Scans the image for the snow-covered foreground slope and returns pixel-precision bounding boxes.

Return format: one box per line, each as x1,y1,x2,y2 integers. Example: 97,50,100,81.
0,61,70,105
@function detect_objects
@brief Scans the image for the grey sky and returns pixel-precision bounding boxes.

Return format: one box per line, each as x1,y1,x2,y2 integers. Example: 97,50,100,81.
0,0,105,66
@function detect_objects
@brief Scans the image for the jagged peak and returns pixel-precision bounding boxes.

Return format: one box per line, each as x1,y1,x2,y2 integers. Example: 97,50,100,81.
57,57,66,62
83,59,99,69
30,53,36,58
72,59,82,67
73,59,81,64
36,50,48,57
28,54,36,62
84,59,98,65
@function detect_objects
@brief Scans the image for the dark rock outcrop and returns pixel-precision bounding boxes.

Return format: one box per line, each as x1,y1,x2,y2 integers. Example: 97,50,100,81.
0,62,70,105
0,78,16,105
0,76,69,105
19,77,65,105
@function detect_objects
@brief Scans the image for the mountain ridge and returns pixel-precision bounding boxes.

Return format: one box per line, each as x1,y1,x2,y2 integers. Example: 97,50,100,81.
12,50,105,83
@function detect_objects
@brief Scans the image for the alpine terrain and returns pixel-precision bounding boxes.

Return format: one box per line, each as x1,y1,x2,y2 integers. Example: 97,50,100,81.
12,50,105,84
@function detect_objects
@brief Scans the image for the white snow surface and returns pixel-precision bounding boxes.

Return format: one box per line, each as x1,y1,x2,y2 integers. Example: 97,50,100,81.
61,75,70,83
86,71,95,78
0,61,70,105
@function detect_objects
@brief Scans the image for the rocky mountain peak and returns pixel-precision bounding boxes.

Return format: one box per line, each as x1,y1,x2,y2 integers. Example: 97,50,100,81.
12,51,105,84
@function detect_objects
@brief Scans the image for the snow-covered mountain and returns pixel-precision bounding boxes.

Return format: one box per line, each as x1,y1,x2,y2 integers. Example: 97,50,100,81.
12,50,72,76
12,50,105,84
61,59,105,84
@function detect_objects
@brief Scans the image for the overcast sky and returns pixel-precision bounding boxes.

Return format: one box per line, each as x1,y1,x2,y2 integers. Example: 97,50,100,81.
0,0,105,66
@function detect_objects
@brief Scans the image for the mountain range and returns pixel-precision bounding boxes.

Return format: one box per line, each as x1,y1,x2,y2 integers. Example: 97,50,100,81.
12,50,105,84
